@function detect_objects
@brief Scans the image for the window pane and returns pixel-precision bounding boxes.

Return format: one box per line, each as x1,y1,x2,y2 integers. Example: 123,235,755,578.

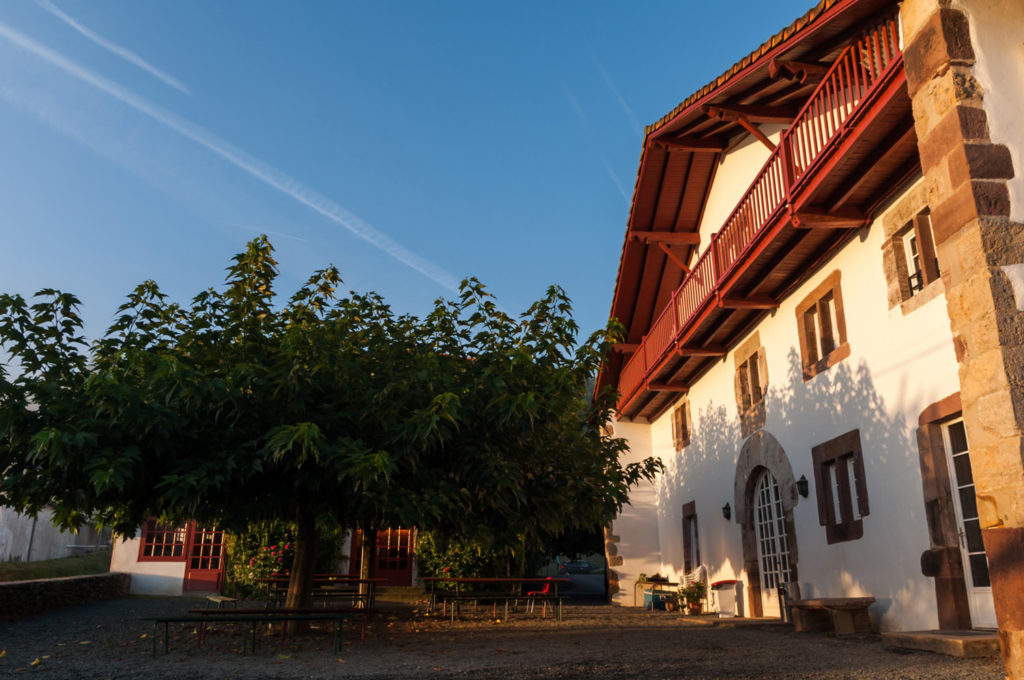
959,487,978,520
964,518,985,553
847,456,861,520
969,554,991,588
820,292,838,354
803,308,819,363
748,359,761,404
953,453,974,486
947,421,968,455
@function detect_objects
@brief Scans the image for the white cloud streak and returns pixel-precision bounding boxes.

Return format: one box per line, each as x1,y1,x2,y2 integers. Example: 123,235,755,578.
564,85,629,206
0,21,461,293
592,54,642,135
34,0,190,95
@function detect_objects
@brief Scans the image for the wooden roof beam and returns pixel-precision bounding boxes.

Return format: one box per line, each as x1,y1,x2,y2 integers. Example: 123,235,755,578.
718,295,778,310
629,231,701,246
792,208,868,229
651,135,728,153
769,59,829,84
677,344,727,357
702,104,798,124
649,382,689,393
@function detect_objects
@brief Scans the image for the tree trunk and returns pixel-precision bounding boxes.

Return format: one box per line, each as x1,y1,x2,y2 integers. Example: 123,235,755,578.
286,509,318,631
358,527,378,603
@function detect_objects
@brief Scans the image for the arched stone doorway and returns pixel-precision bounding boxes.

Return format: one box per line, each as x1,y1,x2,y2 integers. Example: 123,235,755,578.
733,430,800,618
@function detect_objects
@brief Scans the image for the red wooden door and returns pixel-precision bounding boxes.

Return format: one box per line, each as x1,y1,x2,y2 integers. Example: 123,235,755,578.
348,528,414,586
183,523,226,592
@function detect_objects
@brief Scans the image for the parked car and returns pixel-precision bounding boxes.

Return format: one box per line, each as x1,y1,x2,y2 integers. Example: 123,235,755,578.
558,560,594,575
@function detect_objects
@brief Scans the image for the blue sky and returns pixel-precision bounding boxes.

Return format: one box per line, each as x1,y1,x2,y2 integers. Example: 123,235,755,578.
0,0,812,342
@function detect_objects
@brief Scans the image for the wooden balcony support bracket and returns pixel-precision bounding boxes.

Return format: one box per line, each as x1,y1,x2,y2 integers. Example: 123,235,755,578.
736,116,777,152
656,242,692,274
629,230,701,246
768,59,829,84
791,208,868,230
676,344,727,358
613,343,639,353
651,135,728,153
718,294,778,310
649,382,689,393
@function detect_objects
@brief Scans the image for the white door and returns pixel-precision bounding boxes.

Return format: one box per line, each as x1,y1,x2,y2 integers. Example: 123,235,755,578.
942,419,997,628
754,470,792,618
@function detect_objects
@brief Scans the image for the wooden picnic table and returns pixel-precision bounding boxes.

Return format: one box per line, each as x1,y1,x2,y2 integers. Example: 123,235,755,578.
422,577,572,622
255,576,386,609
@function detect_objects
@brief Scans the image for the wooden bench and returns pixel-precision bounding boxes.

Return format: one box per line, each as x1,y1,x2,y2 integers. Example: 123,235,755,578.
205,595,238,608
789,597,875,636
144,608,365,657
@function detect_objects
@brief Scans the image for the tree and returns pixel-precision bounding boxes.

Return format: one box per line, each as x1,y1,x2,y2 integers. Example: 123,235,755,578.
0,237,660,607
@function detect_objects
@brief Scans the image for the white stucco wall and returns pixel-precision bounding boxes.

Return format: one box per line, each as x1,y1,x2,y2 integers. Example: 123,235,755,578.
614,178,963,631
959,0,1024,223
110,532,186,595
607,420,663,606
695,125,784,252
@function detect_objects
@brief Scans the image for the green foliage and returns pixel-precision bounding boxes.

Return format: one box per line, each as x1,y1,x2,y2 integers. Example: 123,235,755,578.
680,580,707,605
224,520,296,595
415,531,507,581
0,237,662,599
225,521,348,596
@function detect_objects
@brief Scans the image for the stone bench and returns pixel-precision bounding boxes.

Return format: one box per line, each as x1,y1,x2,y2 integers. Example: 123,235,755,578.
789,597,875,636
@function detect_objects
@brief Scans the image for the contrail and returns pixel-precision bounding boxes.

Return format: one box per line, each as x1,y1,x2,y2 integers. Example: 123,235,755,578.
592,54,642,136
602,158,629,203
0,21,461,293
34,0,190,95
564,85,629,205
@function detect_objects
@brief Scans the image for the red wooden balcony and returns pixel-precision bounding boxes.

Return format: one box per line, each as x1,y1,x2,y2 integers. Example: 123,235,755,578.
615,15,915,420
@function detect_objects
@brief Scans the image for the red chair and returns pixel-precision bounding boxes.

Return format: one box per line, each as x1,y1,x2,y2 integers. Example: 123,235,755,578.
525,577,553,617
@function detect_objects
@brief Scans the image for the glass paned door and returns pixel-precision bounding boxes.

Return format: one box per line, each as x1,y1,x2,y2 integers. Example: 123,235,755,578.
754,470,791,618
942,419,996,628
183,524,225,592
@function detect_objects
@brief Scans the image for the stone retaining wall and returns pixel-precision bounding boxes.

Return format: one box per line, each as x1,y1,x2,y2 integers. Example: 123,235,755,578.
0,572,130,620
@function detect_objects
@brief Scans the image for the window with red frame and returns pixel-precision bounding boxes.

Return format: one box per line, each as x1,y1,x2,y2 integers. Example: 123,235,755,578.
138,519,188,561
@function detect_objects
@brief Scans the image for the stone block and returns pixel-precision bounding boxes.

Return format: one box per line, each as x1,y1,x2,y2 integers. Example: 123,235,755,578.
948,144,1015,187
978,219,1024,266
971,388,1019,439
932,181,1011,243
904,8,975,97
918,106,991,171
911,67,983,139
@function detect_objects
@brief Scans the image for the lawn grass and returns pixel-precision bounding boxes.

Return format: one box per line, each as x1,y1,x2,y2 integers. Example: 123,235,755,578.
0,550,112,582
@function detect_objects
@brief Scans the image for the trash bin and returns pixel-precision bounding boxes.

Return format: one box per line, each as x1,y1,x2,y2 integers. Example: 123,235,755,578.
711,580,739,617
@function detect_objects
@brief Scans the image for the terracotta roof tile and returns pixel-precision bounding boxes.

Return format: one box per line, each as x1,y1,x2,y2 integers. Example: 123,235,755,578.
644,0,840,136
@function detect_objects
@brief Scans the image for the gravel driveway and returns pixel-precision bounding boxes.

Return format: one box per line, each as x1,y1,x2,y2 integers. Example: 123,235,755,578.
0,597,1004,679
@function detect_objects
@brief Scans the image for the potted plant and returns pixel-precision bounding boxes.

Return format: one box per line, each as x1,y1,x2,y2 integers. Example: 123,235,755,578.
680,581,707,615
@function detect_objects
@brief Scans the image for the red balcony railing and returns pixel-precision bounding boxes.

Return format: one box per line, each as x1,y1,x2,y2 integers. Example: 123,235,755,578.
617,15,901,410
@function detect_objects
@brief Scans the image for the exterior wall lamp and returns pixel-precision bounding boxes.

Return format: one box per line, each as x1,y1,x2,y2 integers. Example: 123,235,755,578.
722,502,731,520
797,474,809,498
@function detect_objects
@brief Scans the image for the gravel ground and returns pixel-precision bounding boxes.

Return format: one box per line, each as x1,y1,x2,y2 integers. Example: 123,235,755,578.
0,596,1005,679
